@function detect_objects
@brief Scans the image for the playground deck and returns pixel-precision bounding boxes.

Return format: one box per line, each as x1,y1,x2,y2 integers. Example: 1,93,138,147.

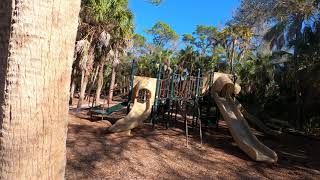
66,110,320,180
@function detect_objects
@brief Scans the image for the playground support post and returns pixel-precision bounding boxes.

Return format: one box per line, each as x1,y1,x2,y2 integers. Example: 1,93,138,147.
195,69,200,98
151,64,163,126
195,69,203,145
192,69,201,126
167,66,176,128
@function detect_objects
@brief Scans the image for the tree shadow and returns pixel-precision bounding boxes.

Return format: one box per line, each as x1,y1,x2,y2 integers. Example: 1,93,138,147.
66,112,320,179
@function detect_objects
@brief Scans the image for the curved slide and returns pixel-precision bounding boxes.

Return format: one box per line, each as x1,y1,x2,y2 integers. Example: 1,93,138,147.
212,75,277,163
108,76,157,133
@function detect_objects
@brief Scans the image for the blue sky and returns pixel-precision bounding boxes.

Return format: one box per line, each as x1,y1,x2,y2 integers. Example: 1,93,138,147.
129,0,240,40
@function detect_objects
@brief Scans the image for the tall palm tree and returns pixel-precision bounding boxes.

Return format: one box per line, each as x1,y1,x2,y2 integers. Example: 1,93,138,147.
106,1,134,102
0,0,80,178
178,46,197,73
221,24,253,74
235,0,319,128
74,0,134,106
0,0,159,178
262,0,318,127
75,1,109,108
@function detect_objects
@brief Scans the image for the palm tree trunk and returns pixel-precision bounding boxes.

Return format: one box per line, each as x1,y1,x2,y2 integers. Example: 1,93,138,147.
230,39,236,74
108,66,117,102
0,0,80,179
77,46,95,109
294,20,303,129
70,78,76,105
108,50,120,102
85,65,100,100
77,72,89,109
69,67,78,105
95,62,105,105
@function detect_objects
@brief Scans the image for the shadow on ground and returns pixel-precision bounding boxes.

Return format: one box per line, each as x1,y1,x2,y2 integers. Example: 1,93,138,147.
66,112,320,179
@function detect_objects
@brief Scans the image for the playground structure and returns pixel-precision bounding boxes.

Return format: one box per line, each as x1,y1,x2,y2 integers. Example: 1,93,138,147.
90,61,278,163
211,75,278,163
108,76,157,133
88,61,136,119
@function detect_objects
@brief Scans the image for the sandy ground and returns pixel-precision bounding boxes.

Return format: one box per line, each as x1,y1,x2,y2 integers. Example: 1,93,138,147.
66,107,320,180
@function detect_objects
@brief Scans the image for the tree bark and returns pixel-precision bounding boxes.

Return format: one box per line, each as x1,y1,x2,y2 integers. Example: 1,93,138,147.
85,65,99,101
77,72,89,109
108,50,119,102
0,0,80,179
95,62,105,105
230,39,236,74
77,46,95,109
108,66,117,102
69,67,77,105
69,79,76,105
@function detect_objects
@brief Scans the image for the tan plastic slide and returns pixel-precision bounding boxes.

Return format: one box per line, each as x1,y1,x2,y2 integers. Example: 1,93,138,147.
108,76,157,133
212,74,278,163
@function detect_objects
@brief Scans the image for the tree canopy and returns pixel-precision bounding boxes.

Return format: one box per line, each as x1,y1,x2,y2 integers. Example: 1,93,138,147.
146,21,179,48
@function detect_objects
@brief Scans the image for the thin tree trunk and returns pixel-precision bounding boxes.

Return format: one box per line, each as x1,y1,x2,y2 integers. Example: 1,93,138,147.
69,67,77,105
77,46,95,109
85,64,100,100
0,0,80,179
108,66,116,102
238,46,248,62
108,50,120,102
230,39,236,74
69,79,76,105
77,74,89,109
95,62,105,105
294,19,303,129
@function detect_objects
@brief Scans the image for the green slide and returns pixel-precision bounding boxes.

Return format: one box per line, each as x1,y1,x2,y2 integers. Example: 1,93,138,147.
90,102,128,116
